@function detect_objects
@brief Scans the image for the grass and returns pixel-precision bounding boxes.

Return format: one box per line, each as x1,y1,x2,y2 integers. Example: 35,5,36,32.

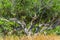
0,34,60,40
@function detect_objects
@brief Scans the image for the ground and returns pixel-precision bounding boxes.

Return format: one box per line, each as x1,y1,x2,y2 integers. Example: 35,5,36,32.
0,34,60,40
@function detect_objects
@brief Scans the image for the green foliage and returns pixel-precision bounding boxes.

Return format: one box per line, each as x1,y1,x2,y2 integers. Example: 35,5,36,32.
0,0,60,36
45,26,60,35
54,26,60,35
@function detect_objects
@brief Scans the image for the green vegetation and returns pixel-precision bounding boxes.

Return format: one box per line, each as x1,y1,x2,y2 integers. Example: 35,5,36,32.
0,0,60,36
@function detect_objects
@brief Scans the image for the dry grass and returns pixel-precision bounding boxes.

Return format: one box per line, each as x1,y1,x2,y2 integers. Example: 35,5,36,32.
0,34,60,40
20,34,60,40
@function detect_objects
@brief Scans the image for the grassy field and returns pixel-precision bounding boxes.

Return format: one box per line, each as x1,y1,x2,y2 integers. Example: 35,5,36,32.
0,34,60,40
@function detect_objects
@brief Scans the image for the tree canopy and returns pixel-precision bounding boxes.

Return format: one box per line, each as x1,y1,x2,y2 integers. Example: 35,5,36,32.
0,0,60,36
